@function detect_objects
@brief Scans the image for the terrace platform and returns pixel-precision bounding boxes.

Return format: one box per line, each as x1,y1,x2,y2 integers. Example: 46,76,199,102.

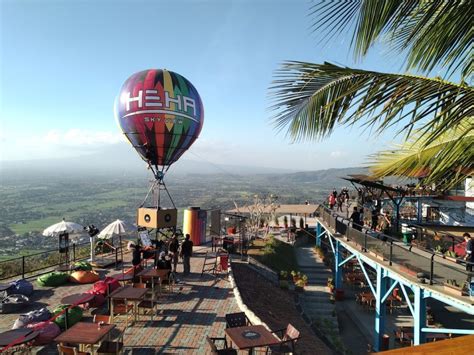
0,245,243,354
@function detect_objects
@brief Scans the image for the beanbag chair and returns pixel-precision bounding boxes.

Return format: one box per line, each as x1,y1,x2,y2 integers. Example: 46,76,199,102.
52,304,83,329
92,277,120,296
37,272,69,287
8,279,34,296
12,307,51,329
73,261,92,271
0,294,29,314
26,321,61,345
70,270,99,284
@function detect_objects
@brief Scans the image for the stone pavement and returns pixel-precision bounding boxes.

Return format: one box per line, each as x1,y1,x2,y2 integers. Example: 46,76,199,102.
0,245,244,354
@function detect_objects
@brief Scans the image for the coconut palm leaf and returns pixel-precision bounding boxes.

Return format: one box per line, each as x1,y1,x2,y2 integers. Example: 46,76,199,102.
270,61,474,144
369,120,474,188
310,0,473,78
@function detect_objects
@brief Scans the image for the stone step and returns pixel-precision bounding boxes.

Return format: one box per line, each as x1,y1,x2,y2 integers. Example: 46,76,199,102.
299,264,327,269
305,273,332,280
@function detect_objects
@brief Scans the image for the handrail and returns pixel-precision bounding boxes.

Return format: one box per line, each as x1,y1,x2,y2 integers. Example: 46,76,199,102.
0,240,126,281
317,205,472,287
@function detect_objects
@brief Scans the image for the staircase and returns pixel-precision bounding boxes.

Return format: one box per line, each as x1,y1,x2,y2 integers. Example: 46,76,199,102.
295,247,339,330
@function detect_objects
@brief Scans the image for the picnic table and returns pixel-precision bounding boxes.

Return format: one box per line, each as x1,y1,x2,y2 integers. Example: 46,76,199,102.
108,286,148,326
225,325,280,354
55,321,115,353
137,268,170,298
0,329,39,349
61,293,94,306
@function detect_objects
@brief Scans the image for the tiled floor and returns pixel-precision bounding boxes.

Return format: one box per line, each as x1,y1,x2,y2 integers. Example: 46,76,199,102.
1,246,242,354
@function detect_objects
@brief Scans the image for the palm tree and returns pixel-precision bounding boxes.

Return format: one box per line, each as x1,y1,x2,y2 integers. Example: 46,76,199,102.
270,1,473,188
369,119,473,187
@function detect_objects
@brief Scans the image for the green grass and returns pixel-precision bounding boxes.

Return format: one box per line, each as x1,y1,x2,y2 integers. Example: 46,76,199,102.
10,217,63,234
248,237,299,273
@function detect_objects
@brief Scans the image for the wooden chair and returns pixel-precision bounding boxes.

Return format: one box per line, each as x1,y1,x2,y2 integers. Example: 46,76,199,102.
92,315,124,354
225,312,251,328
57,344,89,355
160,272,175,293
266,324,300,354
133,283,158,321
206,336,237,355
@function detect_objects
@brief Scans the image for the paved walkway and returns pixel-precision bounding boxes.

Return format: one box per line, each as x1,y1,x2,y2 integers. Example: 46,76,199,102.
0,245,242,354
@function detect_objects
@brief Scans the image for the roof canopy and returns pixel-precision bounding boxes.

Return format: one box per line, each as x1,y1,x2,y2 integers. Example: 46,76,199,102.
343,174,405,194
227,204,319,215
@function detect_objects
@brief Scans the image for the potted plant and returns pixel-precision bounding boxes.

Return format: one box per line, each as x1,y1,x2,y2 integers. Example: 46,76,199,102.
294,279,305,292
327,277,334,292
291,270,299,282
301,274,308,287
279,270,288,280
444,250,458,263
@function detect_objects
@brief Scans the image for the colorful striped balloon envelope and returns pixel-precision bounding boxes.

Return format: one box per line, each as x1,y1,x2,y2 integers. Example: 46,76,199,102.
115,69,204,174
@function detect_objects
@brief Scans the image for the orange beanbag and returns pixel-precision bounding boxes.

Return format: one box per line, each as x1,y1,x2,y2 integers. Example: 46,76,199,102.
70,270,100,284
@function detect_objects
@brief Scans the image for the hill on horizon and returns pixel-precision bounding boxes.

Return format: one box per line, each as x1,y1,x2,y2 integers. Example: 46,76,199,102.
0,143,367,179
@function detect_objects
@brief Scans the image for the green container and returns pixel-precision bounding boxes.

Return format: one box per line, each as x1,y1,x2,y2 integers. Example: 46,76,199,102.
402,233,412,245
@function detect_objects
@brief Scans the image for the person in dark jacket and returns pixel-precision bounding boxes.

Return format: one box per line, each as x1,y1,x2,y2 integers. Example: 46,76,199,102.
350,207,362,231
169,235,180,273
180,234,193,276
128,242,142,276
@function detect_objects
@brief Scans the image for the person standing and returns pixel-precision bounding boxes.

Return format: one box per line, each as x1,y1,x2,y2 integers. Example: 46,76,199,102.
464,233,473,272
350,207,362,231
337,195,343,212
371,209,379,230
181,234,193,276
169,234,180,273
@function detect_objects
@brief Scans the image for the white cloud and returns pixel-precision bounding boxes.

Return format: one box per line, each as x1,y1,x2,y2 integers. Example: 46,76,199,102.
1,129,124,161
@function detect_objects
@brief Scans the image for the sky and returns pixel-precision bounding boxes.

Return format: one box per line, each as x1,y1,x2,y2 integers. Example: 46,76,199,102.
1,0,418,171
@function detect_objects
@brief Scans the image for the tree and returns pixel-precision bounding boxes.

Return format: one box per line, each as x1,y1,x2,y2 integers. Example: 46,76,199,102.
369,119,473,187
270,1,473,188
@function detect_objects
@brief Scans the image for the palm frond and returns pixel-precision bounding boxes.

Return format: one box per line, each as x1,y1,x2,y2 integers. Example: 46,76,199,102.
310,0,473,78
269,61,474,145
369,120,474,189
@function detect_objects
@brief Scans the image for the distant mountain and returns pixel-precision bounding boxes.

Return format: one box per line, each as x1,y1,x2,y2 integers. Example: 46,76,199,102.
0,143,296,179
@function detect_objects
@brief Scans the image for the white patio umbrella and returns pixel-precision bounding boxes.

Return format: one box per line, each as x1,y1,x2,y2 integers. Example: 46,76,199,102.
96,219,130,266
42,219,84,236
42,219,84,266
98,219,130,239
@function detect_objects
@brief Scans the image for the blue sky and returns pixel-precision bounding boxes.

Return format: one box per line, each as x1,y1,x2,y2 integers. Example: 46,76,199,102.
1,0,415,170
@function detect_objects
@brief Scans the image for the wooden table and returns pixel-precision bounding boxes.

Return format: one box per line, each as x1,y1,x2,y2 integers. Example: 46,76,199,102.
55,321,115,353
225,325,280,354
110,272,134,285
108,286,148,326
61,293,95,305
137,268,170,297
0,328,39,348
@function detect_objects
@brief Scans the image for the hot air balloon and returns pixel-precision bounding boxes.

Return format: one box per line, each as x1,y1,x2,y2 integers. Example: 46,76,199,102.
115,69,204,179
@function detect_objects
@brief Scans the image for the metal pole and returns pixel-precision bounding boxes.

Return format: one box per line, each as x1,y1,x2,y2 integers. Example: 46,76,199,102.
430,254,435,285
389,241,393,266
22,256,25,279
73,243,76,262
